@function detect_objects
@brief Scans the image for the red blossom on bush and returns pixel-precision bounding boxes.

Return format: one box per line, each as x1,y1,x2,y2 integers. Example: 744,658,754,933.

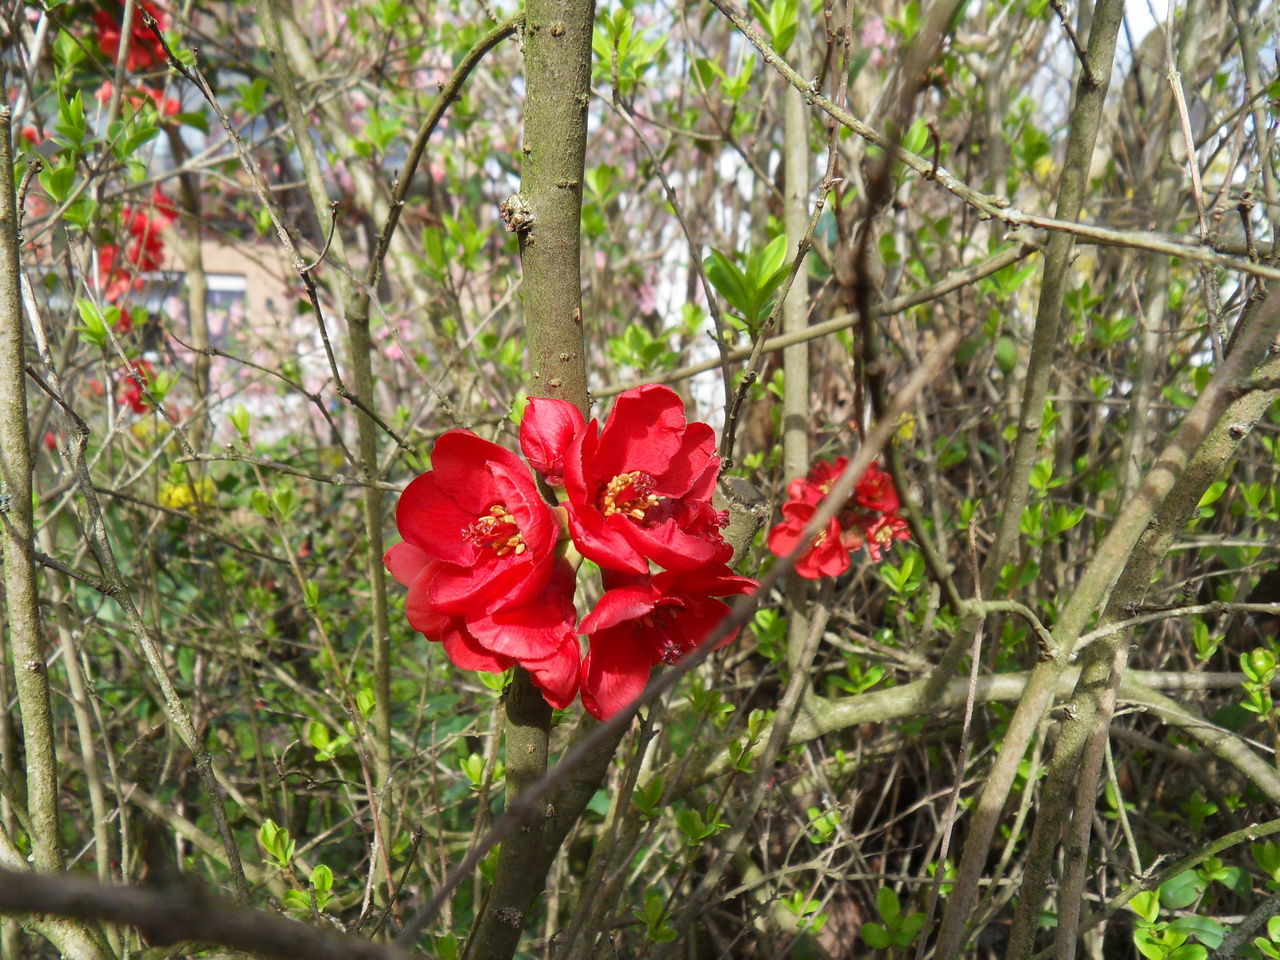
95,80,180,118
578,566,755,720
386,389,755,715
94,1,170,72
118,359,155,413
391,430,563,615
768,458,909,578
766,501,850,579
560,385,730,575
384,429,583,708
385,542,580,708
96,191,174,303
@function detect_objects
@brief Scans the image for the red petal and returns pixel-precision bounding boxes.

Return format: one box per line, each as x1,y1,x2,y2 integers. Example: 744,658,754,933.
430,430,522,514
580,627,656,720
520,397,584,483
565,501,650,574
523,634,582,709
595,385,686,480
440,622,514,673
653,420,717,498
579,583,658,634
468,576,577,658
395,471,478,565
619,517,731,573
384,541,433,587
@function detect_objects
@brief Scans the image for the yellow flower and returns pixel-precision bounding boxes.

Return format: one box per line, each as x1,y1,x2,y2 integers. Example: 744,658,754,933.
158,477,215,513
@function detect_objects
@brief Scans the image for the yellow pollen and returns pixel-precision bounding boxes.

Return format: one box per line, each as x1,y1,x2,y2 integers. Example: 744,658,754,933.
464,503,526,556
601,470,661,520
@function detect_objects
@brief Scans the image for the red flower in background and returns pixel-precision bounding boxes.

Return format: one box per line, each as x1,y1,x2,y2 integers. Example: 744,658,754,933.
861,512,910,561
766,501,850,579
854,463,900,513
788,456,848,506
768,458,910,578
94,1,170,72
95,80,180,118
118,359,154,413
559,385,730,575
578,566,755,720
96,190,175,303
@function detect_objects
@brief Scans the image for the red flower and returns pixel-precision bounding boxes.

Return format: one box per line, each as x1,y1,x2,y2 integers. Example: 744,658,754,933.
96,195,173,303
385,542,580,708
767,457,910,577
854,463,900,513
118,359,154,413
561,385,730,575
578,566,755,719
519,396,583,486
787,456,848,506
94,1,170,73
860,512,910,561
765,501,850,580
20,125,42,146
94,81,180,118
389,430,564,617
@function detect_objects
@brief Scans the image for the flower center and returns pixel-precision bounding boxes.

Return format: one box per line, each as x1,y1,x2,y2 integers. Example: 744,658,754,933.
600,470,660,520
464,504,527,557
870,521,898,544
636,604,685,663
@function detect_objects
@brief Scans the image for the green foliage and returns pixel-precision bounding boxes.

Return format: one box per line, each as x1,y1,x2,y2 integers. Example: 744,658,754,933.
636,892,677,942
860,886,925,950
258,819,296,870
704,236,790,335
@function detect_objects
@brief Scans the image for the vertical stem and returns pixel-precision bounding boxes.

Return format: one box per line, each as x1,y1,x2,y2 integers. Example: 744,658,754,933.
0,106,62,879
471,0,594,955
0,104,110,960
260,0,396,907
165,129,211,454
514,0,595,415
782,23,811,675
978,0,1124,597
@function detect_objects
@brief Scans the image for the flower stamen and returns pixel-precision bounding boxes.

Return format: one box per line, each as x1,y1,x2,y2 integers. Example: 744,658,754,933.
464,504,526,556
601,470,661,520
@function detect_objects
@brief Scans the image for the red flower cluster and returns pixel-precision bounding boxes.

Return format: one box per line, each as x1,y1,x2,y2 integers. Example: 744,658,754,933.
767,459,909,579
95,80,180,119
385,385,754,719
97,189,175,305
94,1,170,72
118,358,155,414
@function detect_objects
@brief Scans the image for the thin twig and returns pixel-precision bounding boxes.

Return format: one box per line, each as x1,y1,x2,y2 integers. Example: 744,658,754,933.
718,169,841,465
593,86,736,418
1048,0,1095,85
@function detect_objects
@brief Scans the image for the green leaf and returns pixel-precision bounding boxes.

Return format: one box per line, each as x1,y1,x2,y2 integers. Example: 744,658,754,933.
995,336,1017,374
74,299,109,346
861,921,891,949
229,404,251,440
1128,890,1160,923
1159,870,1206,910
311,863,333,893
875,886,901,927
